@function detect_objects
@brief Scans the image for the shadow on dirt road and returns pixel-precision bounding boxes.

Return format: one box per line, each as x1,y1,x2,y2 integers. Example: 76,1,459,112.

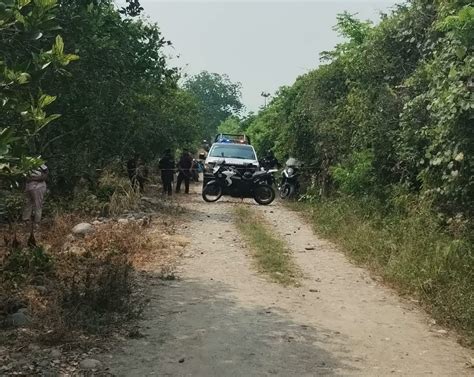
107,277,353,376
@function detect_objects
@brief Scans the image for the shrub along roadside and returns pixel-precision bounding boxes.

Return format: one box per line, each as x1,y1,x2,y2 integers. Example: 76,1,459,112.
291,196,474,345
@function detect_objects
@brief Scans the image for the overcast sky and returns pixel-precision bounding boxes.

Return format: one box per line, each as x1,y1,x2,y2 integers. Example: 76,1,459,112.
121,1,401,112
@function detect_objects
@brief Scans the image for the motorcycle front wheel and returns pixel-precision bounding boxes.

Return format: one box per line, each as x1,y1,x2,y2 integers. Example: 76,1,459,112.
202,181,223,202
279,183,295,199
254,184,275,205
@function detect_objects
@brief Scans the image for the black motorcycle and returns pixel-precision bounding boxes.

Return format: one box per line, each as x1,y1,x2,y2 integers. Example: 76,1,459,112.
279,158,301,199
259,166,279,186
202,162,275,205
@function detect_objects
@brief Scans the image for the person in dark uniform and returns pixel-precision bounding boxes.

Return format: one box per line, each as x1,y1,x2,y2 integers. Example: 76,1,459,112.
176,149,193,194
260,150,280,170
159,149,175,196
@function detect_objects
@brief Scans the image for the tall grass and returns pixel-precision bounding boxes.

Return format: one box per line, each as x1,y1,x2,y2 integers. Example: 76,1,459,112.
293,196,474,345
99,170,141,216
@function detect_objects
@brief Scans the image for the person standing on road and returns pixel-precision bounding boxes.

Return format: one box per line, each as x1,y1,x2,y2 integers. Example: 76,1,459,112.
176,149,193,194
159,149,175,196
22,163,48,230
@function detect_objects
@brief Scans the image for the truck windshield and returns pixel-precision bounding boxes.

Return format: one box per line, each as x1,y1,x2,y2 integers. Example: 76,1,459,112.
209,145,256,160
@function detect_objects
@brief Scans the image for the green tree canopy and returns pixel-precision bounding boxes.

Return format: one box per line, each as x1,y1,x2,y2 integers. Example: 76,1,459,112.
1,0,204,193
184,71,243,139
0,0,78,183
217,116,242,134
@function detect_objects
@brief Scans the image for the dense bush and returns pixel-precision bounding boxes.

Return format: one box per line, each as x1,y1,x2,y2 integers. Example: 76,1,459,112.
331,150,375,196
247,0,473,221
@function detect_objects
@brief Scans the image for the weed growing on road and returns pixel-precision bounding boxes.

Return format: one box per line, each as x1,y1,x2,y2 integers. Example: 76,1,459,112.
234,207,300,286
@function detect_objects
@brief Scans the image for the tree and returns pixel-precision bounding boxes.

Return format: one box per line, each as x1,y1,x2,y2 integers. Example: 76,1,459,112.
120,0,143,16
245,0,473,216
35,1,200,191
184,71,243,139
217,116,242,134
0,0,78,183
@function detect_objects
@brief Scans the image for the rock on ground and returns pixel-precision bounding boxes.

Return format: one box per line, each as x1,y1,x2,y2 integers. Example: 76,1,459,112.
79,358,102,370
7,311,31,327
72,223,94,236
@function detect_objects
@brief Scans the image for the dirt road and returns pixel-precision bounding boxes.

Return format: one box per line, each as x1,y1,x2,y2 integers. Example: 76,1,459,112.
106,191,472,376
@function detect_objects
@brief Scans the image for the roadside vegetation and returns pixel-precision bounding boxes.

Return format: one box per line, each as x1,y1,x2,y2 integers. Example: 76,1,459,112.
0,0,241,334
234,207,300,286
225,1,473,342
0,166,188,373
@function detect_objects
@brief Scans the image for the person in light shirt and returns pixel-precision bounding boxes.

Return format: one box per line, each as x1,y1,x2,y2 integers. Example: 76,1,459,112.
22,164,48,229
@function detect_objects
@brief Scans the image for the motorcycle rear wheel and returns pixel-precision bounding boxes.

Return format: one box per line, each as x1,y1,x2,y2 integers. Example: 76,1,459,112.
202,181,223,202
254,184,275,205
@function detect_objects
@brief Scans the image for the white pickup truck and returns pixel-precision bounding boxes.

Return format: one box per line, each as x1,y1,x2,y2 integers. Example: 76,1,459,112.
203,142,259,185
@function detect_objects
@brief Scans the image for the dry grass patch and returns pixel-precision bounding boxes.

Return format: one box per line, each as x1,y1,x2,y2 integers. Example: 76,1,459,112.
131,216,189,274
234,206,300,286
0,210,183,341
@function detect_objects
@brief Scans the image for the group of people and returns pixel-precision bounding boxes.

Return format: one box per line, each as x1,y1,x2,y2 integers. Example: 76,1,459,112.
127,149,195,196
19,149,196,233
158,149,194,195
19,149,281,232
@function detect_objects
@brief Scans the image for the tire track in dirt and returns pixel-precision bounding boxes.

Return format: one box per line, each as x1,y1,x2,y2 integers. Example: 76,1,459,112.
106,191,472,376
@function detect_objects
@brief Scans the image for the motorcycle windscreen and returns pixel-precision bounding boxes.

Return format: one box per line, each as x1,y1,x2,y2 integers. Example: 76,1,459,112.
285,157,300,167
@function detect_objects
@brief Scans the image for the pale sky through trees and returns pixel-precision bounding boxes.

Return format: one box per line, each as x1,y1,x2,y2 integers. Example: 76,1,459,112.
119,1,401,112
